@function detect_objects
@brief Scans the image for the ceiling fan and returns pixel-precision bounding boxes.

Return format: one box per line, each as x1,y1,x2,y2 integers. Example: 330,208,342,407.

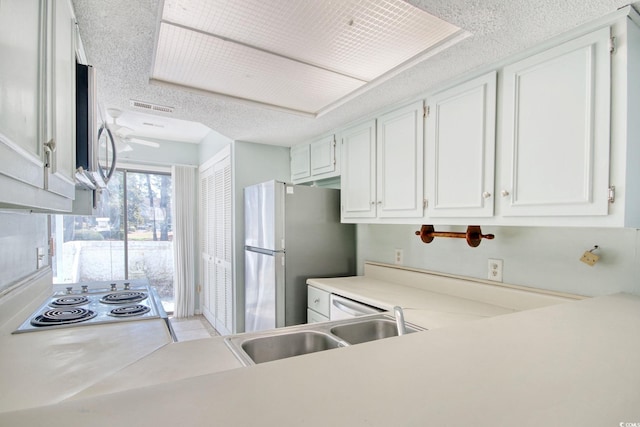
106,108,160,151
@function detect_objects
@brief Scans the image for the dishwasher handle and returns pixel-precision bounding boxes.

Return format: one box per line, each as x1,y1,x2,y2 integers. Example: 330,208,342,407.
331,295,382,317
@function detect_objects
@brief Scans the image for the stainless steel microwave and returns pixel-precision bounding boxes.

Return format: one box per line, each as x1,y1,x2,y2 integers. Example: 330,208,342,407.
75,63,116,190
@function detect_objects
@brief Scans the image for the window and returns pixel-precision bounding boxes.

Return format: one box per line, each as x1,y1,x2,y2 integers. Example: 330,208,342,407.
52,169,174,312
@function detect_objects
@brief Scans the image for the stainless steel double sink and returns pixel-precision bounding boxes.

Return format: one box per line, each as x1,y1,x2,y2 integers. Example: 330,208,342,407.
224,313,423,366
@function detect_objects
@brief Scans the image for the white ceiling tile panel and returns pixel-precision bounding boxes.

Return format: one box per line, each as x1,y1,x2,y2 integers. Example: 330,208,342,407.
156,0,462,113
152,24,365,113
161,0,461,80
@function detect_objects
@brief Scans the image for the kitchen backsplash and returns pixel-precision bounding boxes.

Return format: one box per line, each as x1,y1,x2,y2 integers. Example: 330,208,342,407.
0,211,48,292
357,224,640,297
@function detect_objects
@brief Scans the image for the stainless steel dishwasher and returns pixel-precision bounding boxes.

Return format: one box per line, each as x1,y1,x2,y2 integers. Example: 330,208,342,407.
329,294,384,320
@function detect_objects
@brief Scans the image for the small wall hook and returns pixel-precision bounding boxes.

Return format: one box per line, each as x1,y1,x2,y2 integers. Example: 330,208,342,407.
580,245,600,266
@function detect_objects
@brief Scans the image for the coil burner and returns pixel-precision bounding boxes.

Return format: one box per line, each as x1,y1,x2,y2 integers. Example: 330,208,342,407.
13,280,162,334
30,308,97,327
99,291,147,305
109,305,151,317
48,296,90,308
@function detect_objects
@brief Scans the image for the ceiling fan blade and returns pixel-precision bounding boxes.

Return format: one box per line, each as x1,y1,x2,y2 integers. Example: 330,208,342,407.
116,126,135,138
125,137,160,148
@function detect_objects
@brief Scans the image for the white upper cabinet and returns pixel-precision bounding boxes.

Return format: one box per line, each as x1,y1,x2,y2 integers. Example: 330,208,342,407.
342,101,424,222
376,101,424,219
425,71,497,218
0,0,46,193
0,0,76,211
310,135,336,176
45,0,76,200
291,134,338,184
290,144,310,181
337,8,640,227
341,120,377,219
499,27,611,218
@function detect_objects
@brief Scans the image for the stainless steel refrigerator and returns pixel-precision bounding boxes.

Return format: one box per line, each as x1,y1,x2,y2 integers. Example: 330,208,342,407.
244,180,356,333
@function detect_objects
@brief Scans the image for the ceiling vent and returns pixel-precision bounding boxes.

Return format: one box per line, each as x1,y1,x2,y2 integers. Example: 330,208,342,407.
130,99,174,114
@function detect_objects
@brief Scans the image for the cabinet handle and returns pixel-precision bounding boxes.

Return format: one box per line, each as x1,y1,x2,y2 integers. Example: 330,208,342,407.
377,201,382,205
501,190,510,197
44,139,57,152
314,298,320,304
370,201,375,205
482,191,491,199
43,139,56,168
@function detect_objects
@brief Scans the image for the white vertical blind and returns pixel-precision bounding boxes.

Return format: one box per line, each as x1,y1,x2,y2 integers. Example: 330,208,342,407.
172,165,197,318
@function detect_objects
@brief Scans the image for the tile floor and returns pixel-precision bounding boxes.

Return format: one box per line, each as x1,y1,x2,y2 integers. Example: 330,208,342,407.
169,315,219,342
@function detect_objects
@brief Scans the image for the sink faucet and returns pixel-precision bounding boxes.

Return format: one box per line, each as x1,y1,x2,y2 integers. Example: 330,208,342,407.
393,306,406,336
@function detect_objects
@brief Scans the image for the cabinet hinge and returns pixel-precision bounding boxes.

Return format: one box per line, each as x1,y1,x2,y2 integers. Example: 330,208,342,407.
608,186,615,203
423,105,430,118
609,36,616,54
333,139,337,165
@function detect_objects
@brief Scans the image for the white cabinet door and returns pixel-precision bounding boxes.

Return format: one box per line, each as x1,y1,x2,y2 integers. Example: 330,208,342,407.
310,135,336,176
500,27,611,217
46,0,76,199
425,71,497,218
290,144,310,181
0,0,45,190
291,134,338,183
376,101,424,219
0,0,76,211
341,120,377,219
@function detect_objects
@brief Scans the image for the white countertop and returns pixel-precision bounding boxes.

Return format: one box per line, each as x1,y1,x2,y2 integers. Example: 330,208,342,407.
307,275,516,328
1,293,639,426
0,318,172,413
69,335,243,400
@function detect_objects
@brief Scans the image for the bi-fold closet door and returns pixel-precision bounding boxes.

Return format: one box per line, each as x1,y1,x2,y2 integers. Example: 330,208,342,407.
200,147,233,335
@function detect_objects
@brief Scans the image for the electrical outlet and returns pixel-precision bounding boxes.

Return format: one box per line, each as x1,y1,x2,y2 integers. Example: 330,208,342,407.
394,249,403,265
488,258,503,282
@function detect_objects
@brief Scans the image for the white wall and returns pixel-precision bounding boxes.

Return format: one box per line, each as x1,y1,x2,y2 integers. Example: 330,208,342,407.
199,129,233,162
357,224,640,296
0,212,49,291
118,139,199,166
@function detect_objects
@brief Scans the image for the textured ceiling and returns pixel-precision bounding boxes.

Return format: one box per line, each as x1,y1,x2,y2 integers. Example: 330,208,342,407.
72,0,638,146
